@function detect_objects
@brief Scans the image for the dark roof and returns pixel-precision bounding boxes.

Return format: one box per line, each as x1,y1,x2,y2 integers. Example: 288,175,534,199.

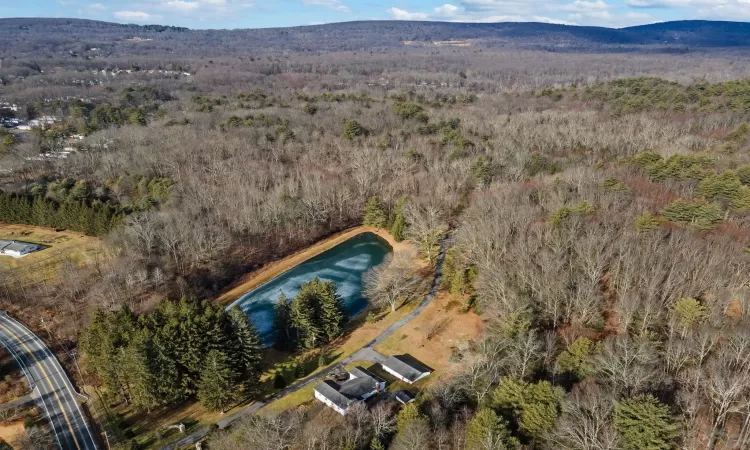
314,380,351,410
315,368,383,409
350,366,385,384
395,390,415,404
383,355,431,382
339,377,377,399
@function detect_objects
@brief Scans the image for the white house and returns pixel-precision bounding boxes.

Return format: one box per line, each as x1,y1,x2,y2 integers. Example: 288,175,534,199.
0,240,42,258
314,366,386,415
381,355,431,384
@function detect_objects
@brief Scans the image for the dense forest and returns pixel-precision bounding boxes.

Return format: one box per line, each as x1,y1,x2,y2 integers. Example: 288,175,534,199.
2,17,750,450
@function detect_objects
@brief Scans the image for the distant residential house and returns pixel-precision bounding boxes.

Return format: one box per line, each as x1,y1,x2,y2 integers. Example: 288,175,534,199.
314,366,386,415
381,355,432,384
0,240,41,258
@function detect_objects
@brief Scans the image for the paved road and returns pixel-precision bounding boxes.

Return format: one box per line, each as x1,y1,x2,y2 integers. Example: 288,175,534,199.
163,237,451,449
0,312,97,450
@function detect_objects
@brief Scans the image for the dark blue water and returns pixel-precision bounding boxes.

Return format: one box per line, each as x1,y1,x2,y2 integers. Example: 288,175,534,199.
228,232,392,343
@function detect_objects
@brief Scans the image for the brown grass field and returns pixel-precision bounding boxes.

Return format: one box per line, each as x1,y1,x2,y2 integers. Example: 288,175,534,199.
0,223,107,282
375,292,484,382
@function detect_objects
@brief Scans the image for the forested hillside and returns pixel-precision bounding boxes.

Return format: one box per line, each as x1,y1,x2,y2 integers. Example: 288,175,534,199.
2,17,750,450
1,18,750,59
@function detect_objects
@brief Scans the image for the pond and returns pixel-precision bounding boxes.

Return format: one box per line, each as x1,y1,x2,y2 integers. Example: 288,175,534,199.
228,232,392,344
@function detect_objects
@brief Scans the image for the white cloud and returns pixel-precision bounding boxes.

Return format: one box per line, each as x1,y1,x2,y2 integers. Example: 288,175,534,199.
434,3,462,16
114,10,154,22
164,1,201,12
302,0,351,13
388,7,430,20
89,3,106,10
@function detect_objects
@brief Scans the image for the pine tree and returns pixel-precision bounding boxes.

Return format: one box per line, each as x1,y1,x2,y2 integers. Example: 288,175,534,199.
197,350,238,413
466,408,518,450
291,280,325,349
389,211,406,242
318,280,347,342
613,394,679,450
121,329,159,412
273,372,287,389
363,195,388,228
228,307,263,395
396,402,424,433
389,195,407,241
492,377,563,441
343,119,363,140
273,293,296,351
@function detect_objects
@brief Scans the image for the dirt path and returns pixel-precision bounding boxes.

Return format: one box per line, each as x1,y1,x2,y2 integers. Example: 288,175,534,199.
216,226,407,306
164,236,451,449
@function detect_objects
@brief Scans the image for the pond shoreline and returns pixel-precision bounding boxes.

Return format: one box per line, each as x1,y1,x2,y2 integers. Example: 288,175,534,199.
216,226,406,307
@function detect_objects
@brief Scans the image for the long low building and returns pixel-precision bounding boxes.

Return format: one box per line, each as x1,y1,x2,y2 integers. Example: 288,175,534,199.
0,240,42,258
381,355,432,384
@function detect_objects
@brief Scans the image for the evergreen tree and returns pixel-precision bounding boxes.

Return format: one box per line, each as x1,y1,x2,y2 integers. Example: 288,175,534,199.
291,278,346,348
318,280,347,342
388,195,408,242
613,394,679,450
291,285,323,350
121,329,159,412
227,307,263,394
273,293,296,351
273,372,287,389
492,377,563,441
466,408,518,450
370,437,385,450
197,350,238,413
363,195,388,228
555,337,599,380
396,402,424,433
343,119,363,140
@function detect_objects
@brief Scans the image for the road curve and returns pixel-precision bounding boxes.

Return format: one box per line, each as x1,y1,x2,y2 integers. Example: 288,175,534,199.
0,312,97,450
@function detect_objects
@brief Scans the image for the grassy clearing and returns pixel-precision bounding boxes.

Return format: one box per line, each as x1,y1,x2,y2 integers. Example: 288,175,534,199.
0,223,106,282
375,292,484,380
263,383,317,415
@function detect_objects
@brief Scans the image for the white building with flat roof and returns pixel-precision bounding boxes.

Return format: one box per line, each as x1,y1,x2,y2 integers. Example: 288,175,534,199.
0,240,42,258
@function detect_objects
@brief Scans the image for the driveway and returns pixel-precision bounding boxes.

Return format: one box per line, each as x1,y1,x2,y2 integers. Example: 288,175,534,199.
163,236,451,449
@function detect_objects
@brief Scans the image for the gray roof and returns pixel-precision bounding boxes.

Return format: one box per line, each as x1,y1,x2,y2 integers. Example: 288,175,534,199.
314,380,352,410
315,368,383,409
0,240,39,253
350,366,385,384
339,377,378,399
383,355,431,382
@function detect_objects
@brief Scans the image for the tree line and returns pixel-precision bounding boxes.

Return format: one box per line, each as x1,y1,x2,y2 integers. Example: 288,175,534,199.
81,298,262,414
0,191,122,236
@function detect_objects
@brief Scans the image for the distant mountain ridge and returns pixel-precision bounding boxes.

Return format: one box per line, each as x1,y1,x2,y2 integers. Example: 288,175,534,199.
0,18,748,57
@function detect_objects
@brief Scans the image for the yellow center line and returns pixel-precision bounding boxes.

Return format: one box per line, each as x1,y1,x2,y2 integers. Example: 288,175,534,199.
0,322,83,450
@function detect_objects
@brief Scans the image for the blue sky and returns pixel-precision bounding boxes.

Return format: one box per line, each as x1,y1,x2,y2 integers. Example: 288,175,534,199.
2,0,749,29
